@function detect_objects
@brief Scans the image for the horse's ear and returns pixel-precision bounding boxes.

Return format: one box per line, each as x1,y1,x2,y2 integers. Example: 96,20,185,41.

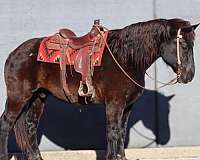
192,23,200,30
181,23,200,33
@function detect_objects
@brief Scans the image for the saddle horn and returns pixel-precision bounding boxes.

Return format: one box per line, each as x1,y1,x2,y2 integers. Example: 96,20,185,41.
94,19,100,25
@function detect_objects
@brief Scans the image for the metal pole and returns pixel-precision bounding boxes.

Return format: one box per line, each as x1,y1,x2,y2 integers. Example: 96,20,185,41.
153,0,160,146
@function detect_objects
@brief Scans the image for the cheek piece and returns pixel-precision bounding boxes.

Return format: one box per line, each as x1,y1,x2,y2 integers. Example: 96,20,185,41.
176,28,183,79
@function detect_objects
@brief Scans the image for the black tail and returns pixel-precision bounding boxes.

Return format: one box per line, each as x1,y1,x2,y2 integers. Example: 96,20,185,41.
14,88,50,125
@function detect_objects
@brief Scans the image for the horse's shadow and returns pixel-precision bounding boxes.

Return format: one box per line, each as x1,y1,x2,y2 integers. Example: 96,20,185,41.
8,90,174,159
125,91,174,148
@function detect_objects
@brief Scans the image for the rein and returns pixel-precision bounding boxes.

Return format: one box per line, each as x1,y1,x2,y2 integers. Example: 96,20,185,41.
95,25,183,90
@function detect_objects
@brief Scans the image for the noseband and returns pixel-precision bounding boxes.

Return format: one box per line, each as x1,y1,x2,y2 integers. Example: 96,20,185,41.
176,28,183,80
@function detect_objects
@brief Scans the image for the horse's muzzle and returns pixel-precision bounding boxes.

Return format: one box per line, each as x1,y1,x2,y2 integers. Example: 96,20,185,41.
177,66,195,84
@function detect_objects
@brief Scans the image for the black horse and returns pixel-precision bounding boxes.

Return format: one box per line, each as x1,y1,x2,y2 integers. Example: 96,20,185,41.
0,18,199,160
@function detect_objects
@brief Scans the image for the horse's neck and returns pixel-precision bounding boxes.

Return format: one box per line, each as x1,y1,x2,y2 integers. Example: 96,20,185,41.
117,26,161,72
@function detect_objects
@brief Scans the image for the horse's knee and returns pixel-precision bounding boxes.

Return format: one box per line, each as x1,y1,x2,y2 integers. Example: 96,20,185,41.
107,127,121,141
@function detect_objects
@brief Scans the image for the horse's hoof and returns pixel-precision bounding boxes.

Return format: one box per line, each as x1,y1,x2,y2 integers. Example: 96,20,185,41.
27,155,43,160
117,155,128,160
118,158,128,160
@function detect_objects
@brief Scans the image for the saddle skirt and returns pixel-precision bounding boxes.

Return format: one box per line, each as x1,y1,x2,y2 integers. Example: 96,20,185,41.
37,31,108,66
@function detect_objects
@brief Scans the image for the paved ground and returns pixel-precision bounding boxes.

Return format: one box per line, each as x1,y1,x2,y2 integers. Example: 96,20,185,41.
39,146,200,160
10,146,200,159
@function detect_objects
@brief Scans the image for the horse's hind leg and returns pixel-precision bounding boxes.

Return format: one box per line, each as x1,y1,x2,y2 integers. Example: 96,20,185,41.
14,95,45,160
0,96,32,160
0,100,10,160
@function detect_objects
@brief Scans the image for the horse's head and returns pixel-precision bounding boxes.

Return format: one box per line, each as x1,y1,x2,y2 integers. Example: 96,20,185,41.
160,19,199,84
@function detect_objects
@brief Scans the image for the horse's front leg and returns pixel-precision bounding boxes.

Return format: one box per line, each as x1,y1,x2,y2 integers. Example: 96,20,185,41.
105,100,126,160
0,107,12,160
0,96,32,160
117,105,132,160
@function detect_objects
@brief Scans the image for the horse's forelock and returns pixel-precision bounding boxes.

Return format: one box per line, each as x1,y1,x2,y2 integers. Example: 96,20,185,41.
168,18,196,45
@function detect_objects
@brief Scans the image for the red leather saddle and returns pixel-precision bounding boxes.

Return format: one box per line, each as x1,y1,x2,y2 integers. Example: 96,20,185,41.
44,20,107,98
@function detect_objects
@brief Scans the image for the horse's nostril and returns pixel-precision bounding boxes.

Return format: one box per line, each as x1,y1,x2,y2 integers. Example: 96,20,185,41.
186,70,194,82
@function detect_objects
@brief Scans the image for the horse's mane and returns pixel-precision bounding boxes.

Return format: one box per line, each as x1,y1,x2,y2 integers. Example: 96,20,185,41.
108,18,195,70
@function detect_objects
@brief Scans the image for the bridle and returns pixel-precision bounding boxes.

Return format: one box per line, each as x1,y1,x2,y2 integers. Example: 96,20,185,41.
176,28,183,80
146,28,183,88
95,25,183,90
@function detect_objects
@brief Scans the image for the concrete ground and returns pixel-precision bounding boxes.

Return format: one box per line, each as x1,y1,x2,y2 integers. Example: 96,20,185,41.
38,146,200,160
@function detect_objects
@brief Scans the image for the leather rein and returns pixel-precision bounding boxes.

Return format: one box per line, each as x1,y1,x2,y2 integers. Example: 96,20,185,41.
95,25,183,90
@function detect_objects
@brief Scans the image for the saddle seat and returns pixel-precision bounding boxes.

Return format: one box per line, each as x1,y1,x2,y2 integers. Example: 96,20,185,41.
59,25,100,50
59,28,76,38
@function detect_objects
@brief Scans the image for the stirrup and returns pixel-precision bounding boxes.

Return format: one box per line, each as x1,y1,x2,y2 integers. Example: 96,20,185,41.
78,81,95,97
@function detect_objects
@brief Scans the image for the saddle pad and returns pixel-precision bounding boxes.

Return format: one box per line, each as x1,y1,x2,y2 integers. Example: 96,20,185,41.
37,31,108,66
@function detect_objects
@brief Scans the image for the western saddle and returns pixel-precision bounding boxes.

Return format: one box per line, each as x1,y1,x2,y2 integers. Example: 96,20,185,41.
47,20,105,102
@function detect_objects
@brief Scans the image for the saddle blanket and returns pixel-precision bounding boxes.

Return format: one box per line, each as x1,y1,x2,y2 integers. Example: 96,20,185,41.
37,31,108,66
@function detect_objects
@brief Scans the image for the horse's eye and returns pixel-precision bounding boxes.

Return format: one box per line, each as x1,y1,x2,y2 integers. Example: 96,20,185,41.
180,41,188,50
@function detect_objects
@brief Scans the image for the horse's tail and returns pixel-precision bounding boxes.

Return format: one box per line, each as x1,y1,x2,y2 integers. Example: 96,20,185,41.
14,88,49,124
14,108,33,153
14,88,49,152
